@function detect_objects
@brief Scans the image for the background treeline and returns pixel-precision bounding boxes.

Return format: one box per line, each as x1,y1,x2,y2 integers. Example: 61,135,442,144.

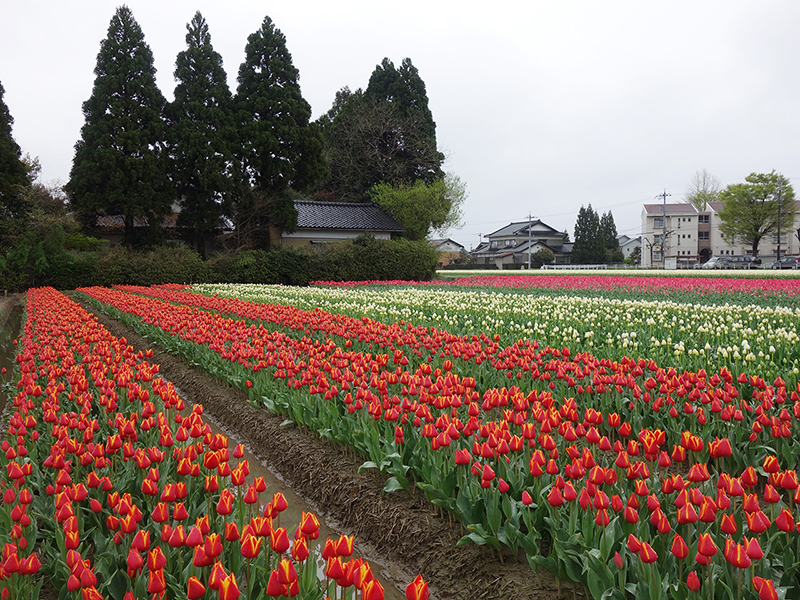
60,7,463,251
0,235,438,291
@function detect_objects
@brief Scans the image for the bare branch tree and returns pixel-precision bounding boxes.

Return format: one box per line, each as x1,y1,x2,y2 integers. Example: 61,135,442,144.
685,168,721,211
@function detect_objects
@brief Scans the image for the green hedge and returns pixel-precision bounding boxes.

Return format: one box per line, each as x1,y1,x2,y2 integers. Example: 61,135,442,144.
0,236,438,290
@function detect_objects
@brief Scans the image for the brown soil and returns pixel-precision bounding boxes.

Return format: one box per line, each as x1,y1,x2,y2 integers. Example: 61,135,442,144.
75,296,583,600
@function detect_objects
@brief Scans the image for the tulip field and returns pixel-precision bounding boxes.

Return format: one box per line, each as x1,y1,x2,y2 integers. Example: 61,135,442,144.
0,288,428,600
4,274,800,600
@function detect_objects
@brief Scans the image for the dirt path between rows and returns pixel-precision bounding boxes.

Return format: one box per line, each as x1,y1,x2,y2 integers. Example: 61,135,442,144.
77,295,584,600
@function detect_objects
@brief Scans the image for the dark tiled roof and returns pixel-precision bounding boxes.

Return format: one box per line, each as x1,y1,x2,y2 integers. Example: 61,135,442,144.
643,203,697,215
295,200,404,232
95,213,180,230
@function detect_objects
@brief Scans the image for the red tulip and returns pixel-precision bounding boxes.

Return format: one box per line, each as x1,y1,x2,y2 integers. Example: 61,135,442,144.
746,510,771,534
744,536,764,560
193,545,214,568
225,521,240,542
186,526,204,548
670,534,689,560
19,553,40,575
147,568,166,594
547,487,564,507
292,536,309,562
146,547,167,572
299,511,320,538
696,532,717,557
272,492,288,513
639,542,658,563
336,534,354,557
271,527,290,554
126,548,143,576
168,524,186,548
326,556,345,579
219,572,241,600
187,576,206,600
687,571,701,591
725,540,751,569
277,557,298,585
240,534,262,559
217,489,234,515
363,578,385,600
774,508,794,533
406,574,429,600
208,562,227,590
720,512,737,534
204,533,223,558
266,569,287,597
763,455,780,474
752,577,778,600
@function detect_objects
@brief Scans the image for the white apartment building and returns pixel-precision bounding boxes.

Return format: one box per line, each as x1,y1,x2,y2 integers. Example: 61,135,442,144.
641,201,800,268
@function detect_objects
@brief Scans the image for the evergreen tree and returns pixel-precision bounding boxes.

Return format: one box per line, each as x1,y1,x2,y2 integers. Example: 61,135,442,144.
599,211,624,263
235,15,326,238
66,5,172,248
572,204,605,264
319,58,445,201
0,80,31,238
168,11,238,258
365,57,438,142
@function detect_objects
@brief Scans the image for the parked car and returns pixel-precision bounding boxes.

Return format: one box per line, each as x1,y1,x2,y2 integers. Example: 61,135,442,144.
702,256,732,269
771,256,800,269
729,255,762,269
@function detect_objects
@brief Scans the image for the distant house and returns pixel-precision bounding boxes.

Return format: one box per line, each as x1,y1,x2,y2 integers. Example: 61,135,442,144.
430,238,465,267
92,199,406,251
617,234,641,260
92,211,188,246
279,200,405,247
470,219,572,267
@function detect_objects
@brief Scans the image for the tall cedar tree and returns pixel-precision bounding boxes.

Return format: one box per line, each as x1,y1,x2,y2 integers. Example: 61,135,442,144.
168,11,238,258
235,15,326,236
599,210,624,262
319,58,445,201
719,171,795,256
572,204,605,264
599,211,619,251
67,5,172,248
0,80,31,237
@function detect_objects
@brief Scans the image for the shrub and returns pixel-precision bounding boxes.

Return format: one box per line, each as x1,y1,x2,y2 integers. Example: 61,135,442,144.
309,236,438,282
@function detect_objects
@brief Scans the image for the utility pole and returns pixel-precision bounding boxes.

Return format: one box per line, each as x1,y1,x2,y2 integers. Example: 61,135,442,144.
777,179,784,261
656,189,671,266
527,213,533,269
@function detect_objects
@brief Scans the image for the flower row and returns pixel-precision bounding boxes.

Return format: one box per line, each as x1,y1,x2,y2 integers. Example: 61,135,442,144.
1,288,428,600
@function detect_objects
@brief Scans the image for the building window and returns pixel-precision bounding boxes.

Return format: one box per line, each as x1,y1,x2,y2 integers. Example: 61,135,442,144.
677,236,681,245
653,251,662,261
773,233,788,244
698,231,709,240
698,215,710,224
490,241,498,249
653,217,664,229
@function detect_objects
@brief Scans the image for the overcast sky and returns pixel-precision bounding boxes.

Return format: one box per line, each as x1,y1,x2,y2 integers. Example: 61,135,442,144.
2,1,799,247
